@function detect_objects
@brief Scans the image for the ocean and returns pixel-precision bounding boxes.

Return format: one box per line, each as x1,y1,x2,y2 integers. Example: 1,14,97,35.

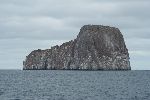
0,70,150,100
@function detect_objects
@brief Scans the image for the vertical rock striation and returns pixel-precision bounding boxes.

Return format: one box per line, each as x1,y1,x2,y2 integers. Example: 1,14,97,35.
23,25,131,70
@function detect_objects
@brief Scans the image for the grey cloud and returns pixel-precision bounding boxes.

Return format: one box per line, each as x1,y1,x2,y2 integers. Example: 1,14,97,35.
0,0,150,69
122,28,150,39
0,1,116,18
0,39,68,69
0,39,68,50
0,16,78,40
126,38,150,51
130,54,150,70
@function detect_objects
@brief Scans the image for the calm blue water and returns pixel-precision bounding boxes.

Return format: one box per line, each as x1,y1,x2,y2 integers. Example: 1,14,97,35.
0,70,150,100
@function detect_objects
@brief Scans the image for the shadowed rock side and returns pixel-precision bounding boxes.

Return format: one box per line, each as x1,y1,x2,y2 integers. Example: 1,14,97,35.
23,25,131,70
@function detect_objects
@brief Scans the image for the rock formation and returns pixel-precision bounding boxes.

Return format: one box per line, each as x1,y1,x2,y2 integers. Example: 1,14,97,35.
23,25,131,70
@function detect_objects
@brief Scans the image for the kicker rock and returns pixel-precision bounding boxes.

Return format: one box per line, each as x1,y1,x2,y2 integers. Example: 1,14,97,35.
23,25,131,70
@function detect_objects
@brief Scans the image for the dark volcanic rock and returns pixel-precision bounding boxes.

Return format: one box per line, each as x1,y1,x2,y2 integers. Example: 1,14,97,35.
23,25,131,70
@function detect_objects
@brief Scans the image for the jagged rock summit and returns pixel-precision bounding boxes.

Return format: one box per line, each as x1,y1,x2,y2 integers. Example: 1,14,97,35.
23,25,131,70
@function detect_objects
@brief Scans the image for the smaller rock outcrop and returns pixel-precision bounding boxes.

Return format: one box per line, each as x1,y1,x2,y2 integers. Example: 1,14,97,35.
23,25,131,70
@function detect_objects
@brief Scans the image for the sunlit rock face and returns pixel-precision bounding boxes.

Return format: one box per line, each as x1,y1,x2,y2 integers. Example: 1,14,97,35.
23,25,131,70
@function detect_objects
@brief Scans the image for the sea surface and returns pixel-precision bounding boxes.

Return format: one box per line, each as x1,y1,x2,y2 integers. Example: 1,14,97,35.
0,70,150,100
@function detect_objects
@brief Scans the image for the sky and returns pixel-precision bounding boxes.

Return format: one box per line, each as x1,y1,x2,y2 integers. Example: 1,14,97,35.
0,0,150,70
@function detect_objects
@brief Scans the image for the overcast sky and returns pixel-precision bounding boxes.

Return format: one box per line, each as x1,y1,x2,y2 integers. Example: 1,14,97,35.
0,0,150,70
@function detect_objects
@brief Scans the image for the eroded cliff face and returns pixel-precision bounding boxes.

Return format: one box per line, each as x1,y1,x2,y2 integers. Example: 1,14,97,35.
23,25,131,70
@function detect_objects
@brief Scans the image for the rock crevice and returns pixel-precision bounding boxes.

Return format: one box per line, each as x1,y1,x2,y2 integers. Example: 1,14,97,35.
23,25,131,70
